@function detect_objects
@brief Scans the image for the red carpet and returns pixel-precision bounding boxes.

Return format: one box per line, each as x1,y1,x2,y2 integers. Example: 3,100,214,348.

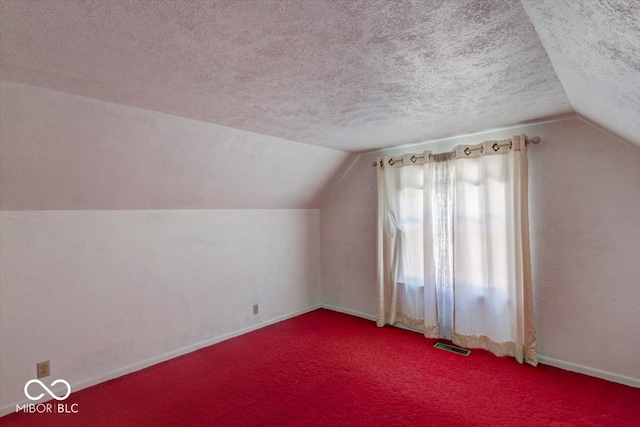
2,309,639,426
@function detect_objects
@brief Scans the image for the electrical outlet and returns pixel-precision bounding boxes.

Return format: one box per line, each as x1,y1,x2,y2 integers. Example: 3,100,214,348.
37,360,50,379
253,304,259,315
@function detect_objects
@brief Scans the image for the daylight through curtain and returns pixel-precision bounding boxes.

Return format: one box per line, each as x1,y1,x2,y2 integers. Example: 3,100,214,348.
376,135,537,365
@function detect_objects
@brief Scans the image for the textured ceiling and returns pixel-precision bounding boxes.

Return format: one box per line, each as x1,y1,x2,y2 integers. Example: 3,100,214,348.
522,0,640,146
0,0,577,152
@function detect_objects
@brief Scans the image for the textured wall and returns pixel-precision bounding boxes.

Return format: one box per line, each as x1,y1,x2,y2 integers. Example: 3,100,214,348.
321,118,640,381
0,209,320,413
0,81,349,210
0,0,571,151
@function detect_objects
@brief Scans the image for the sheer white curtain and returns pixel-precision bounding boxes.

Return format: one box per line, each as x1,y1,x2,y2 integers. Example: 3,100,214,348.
376,135,537,365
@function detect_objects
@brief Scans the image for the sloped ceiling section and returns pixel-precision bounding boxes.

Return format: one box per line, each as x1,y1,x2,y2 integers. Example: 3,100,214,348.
0,0,571,152
0,81,350,210
522,0,640,146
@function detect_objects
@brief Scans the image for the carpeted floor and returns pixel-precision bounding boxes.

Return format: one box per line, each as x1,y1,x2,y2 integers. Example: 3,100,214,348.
1,309,639,426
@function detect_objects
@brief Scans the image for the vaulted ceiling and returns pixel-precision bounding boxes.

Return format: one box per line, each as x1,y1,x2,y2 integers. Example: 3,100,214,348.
1,0,637,153
522,0,639,147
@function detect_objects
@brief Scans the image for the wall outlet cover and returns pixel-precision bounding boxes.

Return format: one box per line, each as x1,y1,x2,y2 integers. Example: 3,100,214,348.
37,360,50,378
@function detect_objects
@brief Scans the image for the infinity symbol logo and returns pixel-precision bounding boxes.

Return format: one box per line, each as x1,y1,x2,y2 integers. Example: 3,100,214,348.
24,379,71,401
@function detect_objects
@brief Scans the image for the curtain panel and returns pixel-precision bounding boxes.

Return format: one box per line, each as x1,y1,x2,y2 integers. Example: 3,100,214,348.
376,135,537,366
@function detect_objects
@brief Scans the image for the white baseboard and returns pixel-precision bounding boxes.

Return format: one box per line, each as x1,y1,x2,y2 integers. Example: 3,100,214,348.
320,304,640,389
0,304,321,417
320,303,376,322
4,305,636,417
538,356,640,388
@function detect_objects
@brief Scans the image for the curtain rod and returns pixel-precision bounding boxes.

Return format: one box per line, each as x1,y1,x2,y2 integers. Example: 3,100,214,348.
371,136,541,167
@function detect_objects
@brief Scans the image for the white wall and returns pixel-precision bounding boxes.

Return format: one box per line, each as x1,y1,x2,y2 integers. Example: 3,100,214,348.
0,82,332,413
1,79,638,416
321,117,640,383
0,209,320,412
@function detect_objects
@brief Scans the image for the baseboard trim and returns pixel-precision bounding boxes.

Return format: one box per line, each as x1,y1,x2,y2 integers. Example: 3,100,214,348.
538,356,640,388
320,304,424,333
0,304,321,417
320,303,376,322
4,305,636,416
320,304,640,389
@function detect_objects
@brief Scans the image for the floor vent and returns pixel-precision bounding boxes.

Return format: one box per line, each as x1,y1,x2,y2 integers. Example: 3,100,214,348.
434,342,471,356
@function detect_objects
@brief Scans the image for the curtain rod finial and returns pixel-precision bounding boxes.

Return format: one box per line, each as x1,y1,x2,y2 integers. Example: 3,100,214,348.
528,136,541,145
372,161,378,167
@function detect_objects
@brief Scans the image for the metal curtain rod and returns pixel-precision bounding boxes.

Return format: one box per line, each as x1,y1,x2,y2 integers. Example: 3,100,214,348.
371,136,541,167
